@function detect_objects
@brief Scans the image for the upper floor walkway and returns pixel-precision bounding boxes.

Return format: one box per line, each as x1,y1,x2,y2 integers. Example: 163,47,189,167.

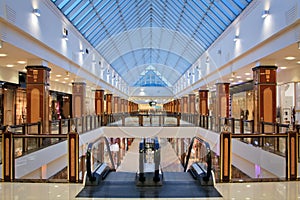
0,112,299,183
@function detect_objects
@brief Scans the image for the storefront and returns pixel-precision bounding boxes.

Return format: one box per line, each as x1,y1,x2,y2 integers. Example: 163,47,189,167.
49,91,72,120
0,81,26,127
230,81,254,120
277,82,300,124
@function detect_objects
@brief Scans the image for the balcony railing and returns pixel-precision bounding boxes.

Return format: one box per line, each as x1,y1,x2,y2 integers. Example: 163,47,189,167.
1,112,299,183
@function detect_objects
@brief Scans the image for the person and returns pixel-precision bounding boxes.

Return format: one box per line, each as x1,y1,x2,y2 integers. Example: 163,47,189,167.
245,109,249,120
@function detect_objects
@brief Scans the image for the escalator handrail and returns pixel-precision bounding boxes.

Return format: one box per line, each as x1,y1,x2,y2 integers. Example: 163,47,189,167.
86,136,115,181
183,136,212,181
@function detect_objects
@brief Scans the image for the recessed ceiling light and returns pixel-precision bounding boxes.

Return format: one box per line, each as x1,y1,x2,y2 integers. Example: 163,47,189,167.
229,78,234,81
297,61,300,64
0,53,7,57
17,61,27,64
280,66,287,69
238,80,243,83
64,77,69,80
244,72,251,76
6,64,14,67
246,77,252,80
236,76,242,79
285,56,296,60
55,79,59,81
56,74,62,77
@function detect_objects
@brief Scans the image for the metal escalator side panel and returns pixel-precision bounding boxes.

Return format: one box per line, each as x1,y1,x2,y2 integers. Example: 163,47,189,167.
183,136,215,185
84,136,116,186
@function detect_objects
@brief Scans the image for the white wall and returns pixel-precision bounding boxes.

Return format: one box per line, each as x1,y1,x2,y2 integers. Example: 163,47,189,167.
0,0,127,98
176,0,300,96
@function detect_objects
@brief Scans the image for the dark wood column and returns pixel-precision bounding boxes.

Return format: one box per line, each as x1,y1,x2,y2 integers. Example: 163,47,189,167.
26,65,51,133
121,99,125,113
177,99,181,113
199,90,209,115
125,100,128,112
106,94,113,114
72,82,86,118
252,66,277,133
113,96,121,113
216,83,230,118
95,89,104,115
188,93,196,114
182,96,188,113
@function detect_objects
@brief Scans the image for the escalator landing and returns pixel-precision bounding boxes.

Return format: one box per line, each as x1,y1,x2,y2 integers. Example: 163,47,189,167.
76,172,222,198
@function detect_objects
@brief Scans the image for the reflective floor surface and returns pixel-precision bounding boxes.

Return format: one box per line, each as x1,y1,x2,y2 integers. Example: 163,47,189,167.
1,181,299,200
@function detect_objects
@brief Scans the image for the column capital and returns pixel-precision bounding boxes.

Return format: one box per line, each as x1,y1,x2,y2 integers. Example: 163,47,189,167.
215,82,230,85
252,65,278,71
199,89,209,92
72,82,86,86
26,65,51,71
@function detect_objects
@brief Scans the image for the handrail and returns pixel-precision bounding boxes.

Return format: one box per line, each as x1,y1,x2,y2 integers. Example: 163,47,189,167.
86,136,115,182
183,136,212,182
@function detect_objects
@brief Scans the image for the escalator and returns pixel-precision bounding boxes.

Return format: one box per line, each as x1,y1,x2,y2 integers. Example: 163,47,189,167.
77,136,221,198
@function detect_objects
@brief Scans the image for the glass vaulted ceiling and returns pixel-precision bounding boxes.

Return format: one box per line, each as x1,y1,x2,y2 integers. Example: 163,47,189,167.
51,0,253,87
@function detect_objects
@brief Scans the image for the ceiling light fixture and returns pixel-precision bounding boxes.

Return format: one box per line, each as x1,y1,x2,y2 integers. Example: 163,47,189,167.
33,8,41,17
285,56,296,60
63,28,68,40
63,35,68,41
17,61,27,64
233,35,239,42
261,10,269,18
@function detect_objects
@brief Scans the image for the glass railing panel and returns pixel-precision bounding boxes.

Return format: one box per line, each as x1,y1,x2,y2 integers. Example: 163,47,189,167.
61,119,69,134
27,123,40,134
230,135,286,182
244,120,254,133
234,119,240,133
50,120,60,134
14,137,68,182
86,116,91,131
0,137,2,164
10,125,23,134
263,123,275,133
278,125,289,133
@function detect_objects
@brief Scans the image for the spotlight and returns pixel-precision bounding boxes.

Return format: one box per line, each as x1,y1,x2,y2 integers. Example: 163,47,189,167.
33,8,41,17
233,35,239,42
63,35,68,40
261,10,269,18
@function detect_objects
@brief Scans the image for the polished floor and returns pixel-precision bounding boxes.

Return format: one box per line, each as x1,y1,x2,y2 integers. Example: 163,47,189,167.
1,181,300,200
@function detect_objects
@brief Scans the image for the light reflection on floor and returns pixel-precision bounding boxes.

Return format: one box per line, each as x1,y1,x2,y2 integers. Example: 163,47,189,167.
0,181,299,200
